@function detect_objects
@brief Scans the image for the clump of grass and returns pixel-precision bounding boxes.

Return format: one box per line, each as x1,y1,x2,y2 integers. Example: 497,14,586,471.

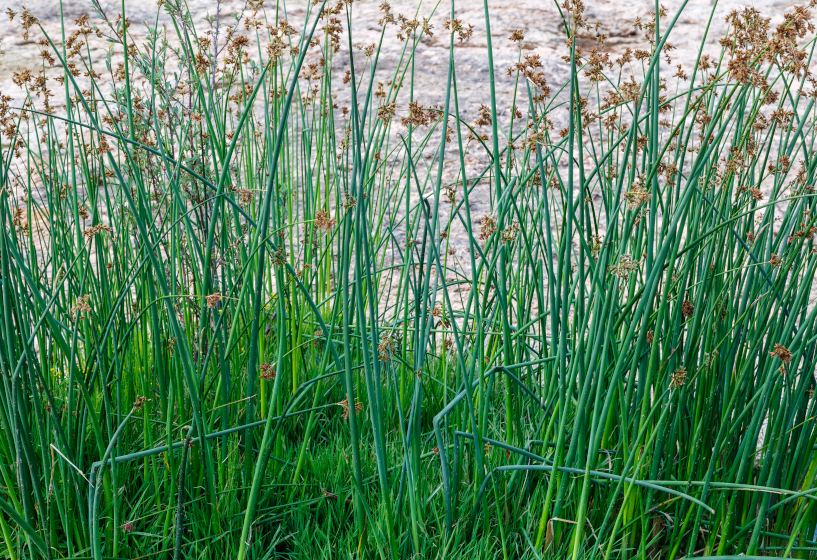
2,0,817,558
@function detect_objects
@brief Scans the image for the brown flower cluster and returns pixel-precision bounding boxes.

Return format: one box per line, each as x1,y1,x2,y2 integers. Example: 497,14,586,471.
608,254,641,279
475,105,492,128
509,55,551,98
315,210,337,231
378,333,399,362
443,19,475,43
401,101,441,128
478,215,497,240
205,292,222,309
260,363,276,380
70,294,92,321
770,343,792,364
83,224,113,241
670,367,687,389
623,184,651,210
337,398,363,419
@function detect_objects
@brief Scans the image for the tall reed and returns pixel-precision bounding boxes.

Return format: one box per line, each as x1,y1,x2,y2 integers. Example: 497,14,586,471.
2,0,817,558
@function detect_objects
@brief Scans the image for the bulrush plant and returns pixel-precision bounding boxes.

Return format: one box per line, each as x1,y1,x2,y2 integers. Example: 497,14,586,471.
4,0,817,557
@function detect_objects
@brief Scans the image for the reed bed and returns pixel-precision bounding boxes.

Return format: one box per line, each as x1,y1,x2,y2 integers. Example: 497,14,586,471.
2,0,817,557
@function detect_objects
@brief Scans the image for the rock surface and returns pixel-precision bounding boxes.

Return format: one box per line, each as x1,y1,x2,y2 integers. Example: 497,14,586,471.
0,0,810,289
0,0,805,109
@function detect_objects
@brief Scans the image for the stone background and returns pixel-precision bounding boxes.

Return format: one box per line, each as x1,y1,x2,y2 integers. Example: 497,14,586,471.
0,0,809,279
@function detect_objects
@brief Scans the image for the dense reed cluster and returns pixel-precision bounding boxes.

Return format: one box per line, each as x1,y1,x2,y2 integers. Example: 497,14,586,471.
2,0,817,558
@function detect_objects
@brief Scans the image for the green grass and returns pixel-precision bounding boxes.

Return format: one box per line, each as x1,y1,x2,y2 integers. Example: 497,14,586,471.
2,0,817,557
